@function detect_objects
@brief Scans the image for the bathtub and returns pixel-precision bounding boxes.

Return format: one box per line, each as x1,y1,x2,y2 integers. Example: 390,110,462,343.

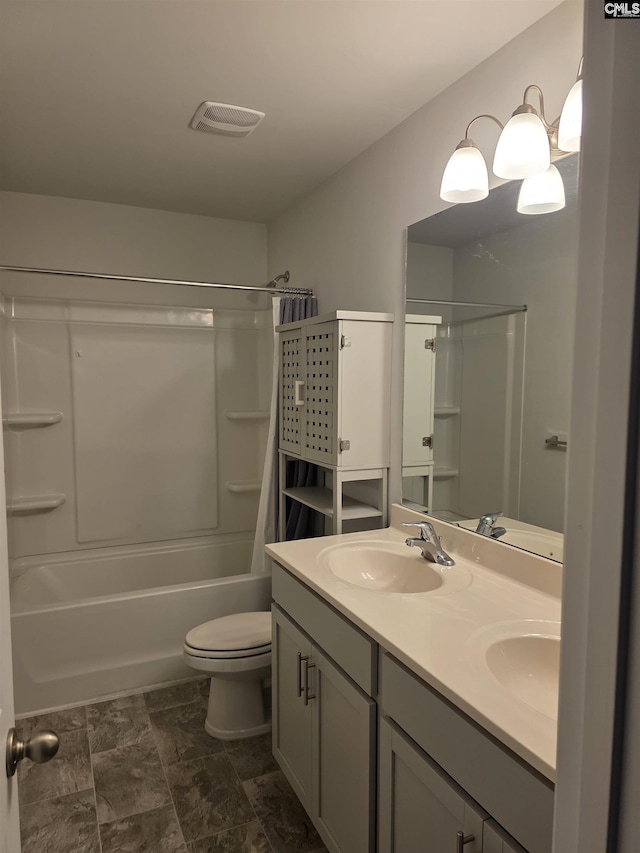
10,536,271,716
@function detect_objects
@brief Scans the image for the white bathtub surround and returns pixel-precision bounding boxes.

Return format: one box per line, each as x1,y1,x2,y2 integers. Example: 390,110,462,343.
11,537,271,716
1,288,276,715
266,503,561,781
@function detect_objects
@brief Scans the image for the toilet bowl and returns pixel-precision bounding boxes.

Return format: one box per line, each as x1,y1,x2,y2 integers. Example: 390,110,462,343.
183,611,272,740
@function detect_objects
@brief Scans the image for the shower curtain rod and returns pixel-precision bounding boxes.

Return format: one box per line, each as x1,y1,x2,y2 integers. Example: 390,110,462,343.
406,297,527,311
0,265,314,297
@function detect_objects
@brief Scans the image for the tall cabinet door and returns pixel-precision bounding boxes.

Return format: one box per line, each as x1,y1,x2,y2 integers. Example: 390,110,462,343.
311,647,376,853
279,327,305,455
379,718,487,853
303,321,339,465
403,321,436,467
272,607,313,809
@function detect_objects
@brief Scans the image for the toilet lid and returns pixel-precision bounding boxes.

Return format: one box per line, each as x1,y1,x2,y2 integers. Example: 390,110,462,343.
185,611,271,654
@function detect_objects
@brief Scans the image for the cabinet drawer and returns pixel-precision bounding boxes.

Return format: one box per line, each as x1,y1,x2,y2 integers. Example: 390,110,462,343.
380,653,554,853
272,563,377,695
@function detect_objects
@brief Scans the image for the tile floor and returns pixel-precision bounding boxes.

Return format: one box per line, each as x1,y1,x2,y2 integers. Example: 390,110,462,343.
17,679,327,853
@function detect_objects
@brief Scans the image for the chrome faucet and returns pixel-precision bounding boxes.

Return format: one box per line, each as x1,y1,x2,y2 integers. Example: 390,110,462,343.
403,521,455,566
475,512,507,540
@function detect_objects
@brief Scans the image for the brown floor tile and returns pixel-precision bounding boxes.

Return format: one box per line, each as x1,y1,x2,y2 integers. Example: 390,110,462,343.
243,771,325,853
100,803,187,853
167,753,254,843
187,820,270,852
19,788,99,853
16,706,87,739
88,693,153,754
225,734,277,782
150,701,224,765
93,741,171,824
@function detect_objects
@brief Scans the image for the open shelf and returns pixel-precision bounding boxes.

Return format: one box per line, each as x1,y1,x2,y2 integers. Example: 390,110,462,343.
224,410,270,421
3,411,63,427
225,480,262,493
434,406,460,418
433,467,459,480
283,486,383,520
7,494,66,514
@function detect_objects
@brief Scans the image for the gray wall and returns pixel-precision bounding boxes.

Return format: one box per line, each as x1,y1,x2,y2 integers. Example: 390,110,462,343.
267,1,583,504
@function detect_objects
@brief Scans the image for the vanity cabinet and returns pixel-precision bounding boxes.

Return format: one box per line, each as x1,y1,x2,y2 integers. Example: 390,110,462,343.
271,563,553,853
272,567,377,853
379,718,486,853
380,653,554,853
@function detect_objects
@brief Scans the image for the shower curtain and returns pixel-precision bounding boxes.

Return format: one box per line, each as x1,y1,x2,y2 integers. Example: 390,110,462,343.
250,293,318,574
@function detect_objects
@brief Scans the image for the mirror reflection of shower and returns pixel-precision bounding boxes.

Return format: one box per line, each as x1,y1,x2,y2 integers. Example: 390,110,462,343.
403,153,579,562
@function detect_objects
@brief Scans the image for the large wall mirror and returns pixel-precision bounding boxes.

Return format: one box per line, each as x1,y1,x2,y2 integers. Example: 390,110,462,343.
402,153,579,562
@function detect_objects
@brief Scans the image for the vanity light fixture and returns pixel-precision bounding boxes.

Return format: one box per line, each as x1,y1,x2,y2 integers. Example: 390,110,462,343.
558,58,583,152
440,115,503,203
440,60,583,214
493,87,552,179
517,164,566,215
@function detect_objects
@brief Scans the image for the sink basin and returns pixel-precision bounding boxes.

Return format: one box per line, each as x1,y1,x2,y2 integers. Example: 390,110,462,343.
486,634,560,718
319,541,471,595
328,546,443,593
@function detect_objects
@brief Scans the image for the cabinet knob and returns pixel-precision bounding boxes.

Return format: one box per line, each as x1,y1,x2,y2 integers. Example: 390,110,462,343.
456,831,474,853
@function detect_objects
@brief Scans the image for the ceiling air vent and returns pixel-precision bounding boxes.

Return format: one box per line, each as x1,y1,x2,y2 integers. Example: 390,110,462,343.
189,102,265,138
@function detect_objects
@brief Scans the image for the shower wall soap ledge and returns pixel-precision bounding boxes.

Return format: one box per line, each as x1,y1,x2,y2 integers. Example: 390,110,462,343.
3,411,63,427
224,410,269,421
7,494,66,514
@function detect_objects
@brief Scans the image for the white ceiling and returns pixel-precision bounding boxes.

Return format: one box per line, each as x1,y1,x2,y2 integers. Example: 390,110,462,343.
0,0,562,223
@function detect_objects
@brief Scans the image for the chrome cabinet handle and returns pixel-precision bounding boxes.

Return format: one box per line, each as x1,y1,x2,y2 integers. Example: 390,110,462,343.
302,658,316,706
456,831,474,853
296,652,306,698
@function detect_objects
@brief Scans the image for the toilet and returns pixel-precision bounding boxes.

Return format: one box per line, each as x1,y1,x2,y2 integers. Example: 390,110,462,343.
183,611,272,740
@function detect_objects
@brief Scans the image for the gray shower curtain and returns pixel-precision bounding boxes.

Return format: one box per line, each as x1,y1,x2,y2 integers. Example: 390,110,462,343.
280,295,318,541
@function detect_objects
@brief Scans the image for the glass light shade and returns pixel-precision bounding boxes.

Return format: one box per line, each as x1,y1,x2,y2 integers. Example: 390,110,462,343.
440,145,488,203
517,164,565,215
558,78,582,152
493,112,550,179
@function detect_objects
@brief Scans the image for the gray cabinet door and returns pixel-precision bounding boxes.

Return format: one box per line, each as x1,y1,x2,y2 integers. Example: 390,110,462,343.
483,820,527,853
379,718,487,853
279,327,305,455
272,606,313,809
311,647,375,853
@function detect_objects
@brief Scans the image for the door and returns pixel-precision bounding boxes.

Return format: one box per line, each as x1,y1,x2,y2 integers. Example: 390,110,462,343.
311,647,375,853
403,321,436,469
379,718,487,853
271,606,313,809
303,321,338,465
0,370,20,849
279,327,305,455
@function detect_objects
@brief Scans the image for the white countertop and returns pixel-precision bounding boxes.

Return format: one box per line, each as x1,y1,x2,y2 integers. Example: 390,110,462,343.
266,504,561,782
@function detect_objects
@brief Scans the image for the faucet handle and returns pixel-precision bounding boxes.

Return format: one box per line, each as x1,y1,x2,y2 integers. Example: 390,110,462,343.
402,521,438,542
480,511,502,524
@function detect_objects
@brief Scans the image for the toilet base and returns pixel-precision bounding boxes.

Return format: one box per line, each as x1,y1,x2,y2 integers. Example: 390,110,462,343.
204,717,272,741
204,675,271,741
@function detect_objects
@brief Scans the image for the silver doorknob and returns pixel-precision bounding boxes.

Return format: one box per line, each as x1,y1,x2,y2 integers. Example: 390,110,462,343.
6,727,60,778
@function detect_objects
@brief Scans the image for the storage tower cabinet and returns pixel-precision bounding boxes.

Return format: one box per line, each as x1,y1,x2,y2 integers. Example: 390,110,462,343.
277,311,393,536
